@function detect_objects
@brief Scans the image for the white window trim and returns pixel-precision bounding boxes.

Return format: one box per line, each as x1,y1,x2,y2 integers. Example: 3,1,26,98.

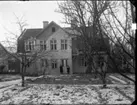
40,40,46,51
25,40,35,51
51,59,57,69
25,41,30,51
61,39,67,50
50,39,57,50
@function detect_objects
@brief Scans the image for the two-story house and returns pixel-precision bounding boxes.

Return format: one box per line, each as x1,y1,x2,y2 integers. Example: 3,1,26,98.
17,21,110,75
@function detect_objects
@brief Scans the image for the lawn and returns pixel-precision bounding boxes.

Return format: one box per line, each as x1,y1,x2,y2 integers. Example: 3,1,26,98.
0,74,135,104
0,74,21,82
27,74,114,85
0,84,134,104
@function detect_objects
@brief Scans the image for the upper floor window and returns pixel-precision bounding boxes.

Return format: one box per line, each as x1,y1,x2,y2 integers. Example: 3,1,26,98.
52,27,55,32
51,59,57,69
25,40,35,51
61,39,67,50
50,39,57,50
40,40,46,50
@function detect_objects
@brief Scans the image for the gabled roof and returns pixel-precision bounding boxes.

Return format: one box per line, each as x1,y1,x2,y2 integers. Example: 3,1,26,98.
0,43,9,58
19,28,42,40
17,21,63,53
19,21,64,40
36,21,63,38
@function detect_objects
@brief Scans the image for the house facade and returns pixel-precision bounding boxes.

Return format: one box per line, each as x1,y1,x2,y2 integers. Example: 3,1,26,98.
17,21,109,75
0,43,20,73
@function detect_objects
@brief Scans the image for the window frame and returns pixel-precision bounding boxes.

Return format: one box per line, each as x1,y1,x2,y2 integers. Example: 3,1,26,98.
25,40,36,51
79,56,87,67
52,27,55,32
97,56,104,67
40,40,46,51
41,59,48,67
51,59,57,69
61,39,67,50
50,39,57,50
25,41,29,51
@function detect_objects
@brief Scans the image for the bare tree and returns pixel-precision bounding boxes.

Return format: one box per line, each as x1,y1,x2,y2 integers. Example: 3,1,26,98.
57,0,135,86
100,1,135,82
57,0,112,88
1,14,51,87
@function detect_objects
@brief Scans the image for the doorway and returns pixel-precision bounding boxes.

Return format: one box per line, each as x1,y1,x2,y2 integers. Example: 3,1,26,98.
60,59,68,74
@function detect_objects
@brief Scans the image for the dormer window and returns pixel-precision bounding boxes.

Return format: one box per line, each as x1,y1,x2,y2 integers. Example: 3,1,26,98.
52,27,55,32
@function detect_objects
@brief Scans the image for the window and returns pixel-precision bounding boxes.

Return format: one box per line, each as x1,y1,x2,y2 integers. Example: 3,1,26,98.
61,39,67,50
25,40,35,51
29,41,31,51
25,41,29,51
50,39,57,50
52,27,55,32
61,59,68,66
41,59,48,67
79,56,87,66
31,41,35,50
40,40,46,50
51,59,57,69
97,56,104,67
26,58,31,67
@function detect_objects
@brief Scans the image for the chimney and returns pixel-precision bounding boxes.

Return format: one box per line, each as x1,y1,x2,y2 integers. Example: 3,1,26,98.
43,21,49,28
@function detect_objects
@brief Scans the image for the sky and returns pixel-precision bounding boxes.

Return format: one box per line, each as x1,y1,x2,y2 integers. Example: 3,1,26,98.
0,1,134,47
0,1,66,44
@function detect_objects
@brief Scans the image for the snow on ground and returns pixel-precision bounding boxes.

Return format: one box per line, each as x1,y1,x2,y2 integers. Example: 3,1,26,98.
0,84,135,104
0,79,21,88
0,75,43,89
98,86,131,104
110,74,135,84
109,75,127,84
0,75,21,82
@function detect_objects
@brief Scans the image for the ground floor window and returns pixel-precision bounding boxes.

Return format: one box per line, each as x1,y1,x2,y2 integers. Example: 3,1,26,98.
51,59,57,69
79,56,87,67
41,59,48,67
61,59,68,66
97,56,104,68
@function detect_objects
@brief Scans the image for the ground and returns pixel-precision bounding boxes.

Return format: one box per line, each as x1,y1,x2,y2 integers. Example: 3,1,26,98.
0,74,135,104
0,74,21,82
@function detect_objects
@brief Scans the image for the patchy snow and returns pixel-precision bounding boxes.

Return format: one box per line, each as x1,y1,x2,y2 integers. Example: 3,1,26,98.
0,79,21,88
0,84,135,104
114,75,135,85
99,87,131,104
0,75,43,89
109,75,127,84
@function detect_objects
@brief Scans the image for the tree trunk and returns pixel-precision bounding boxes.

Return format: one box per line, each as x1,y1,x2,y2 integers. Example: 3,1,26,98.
43,68,46,78
102,75,107,88
86,64,92,74
21,65,25,87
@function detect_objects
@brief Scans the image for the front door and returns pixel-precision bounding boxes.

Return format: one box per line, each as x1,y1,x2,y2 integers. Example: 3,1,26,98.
61,59,68,74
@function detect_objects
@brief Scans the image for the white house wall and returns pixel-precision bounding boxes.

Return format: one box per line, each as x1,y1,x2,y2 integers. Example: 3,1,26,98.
36,28,72,75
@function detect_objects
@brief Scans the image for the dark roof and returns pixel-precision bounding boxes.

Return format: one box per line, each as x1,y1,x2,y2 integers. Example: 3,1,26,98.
20,28,42,40
0,43,10,58
36,21,59,38
18,21,61,40
17,21,62,53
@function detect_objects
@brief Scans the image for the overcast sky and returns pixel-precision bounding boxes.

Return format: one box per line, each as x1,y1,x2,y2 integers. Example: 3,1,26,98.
0,1,134,46
0,1,66,43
